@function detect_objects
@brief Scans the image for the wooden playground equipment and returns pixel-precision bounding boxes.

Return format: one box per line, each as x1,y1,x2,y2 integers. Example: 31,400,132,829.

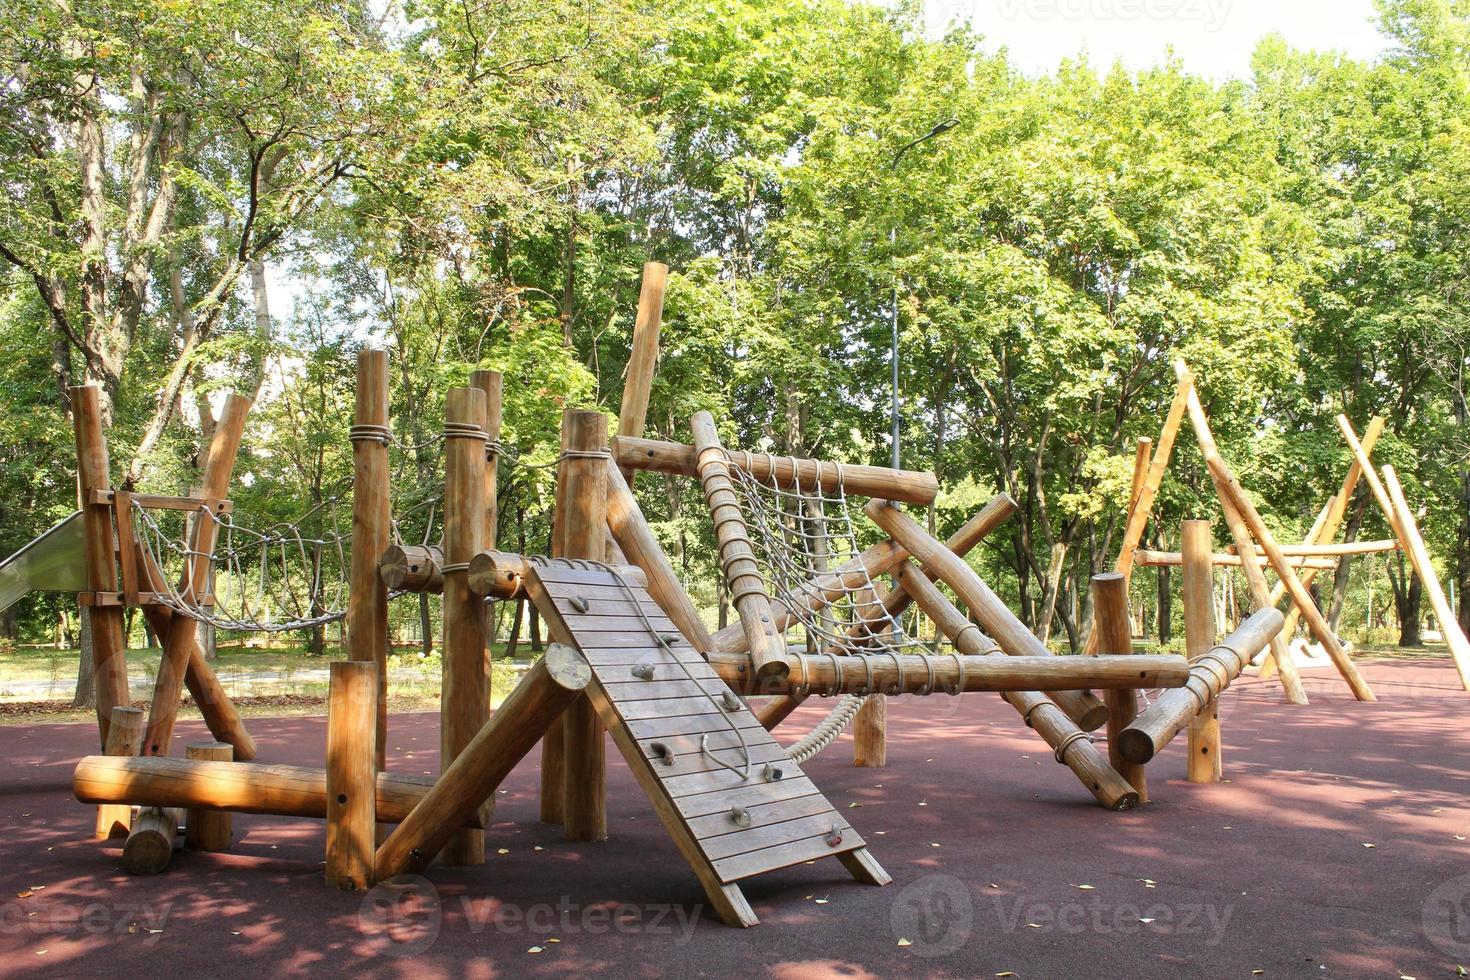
62,262,1462,926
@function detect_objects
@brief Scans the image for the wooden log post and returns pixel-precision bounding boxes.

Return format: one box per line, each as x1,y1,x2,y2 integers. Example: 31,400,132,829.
852,575,891,768
1205,455,1375,701
472,369,503,699
613,435,940,506
1382,466,1470,690
121,807,181,875
1118,608,1283,764
755,493,1021,729
690,411,788,682
76,758,495,828
1181,520,1221,783
326,660,376,890
70,385,130,746
895,563,1142,810
184,742,234,851
1261,418,1386,678
1128,437,1153,517
618,261,667,487
146,393,251,756
540,412,574,825
1178,360,1308,705
94,705,145,839
348,350,392,771
1091,574,1145,802
560,410,610,842
865,499,1109,730
375,646,591,879
441,387,488,864
132,540,257,759
1115,373,1193,581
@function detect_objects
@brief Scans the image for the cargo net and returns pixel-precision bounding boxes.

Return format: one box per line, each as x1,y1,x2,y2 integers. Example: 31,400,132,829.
724,453,938,763
132,496,350,633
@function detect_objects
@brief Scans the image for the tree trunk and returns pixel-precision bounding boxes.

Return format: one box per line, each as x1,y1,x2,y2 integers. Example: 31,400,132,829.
73,606,97,708
1327,490,1368,631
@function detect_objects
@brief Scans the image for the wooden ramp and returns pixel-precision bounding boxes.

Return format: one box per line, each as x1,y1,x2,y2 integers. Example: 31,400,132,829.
525,562,888,926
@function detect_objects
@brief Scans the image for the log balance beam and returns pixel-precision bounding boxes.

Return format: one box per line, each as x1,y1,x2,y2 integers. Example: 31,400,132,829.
74,757,495,828
1117,607,1283,764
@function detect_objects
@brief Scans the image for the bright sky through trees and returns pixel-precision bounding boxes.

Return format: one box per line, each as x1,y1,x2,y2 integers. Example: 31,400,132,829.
925,0,1389,76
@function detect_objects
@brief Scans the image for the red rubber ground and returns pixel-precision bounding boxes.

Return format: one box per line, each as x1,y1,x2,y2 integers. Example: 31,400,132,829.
2,658,1466,978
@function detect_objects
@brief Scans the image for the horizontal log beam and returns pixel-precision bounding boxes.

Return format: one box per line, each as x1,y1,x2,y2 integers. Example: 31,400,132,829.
379,544,444,594
708,651,1190,697
73,757,494,828
1117,608,1283,764
466,551,648,600
611,435,938,506
1134,550,1337,570
1226,540,1400,558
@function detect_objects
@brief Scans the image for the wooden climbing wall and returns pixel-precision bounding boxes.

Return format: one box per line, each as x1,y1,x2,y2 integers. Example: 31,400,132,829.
524,562,886,925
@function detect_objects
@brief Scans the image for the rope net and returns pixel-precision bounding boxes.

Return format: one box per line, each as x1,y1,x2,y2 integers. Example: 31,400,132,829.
725,453,932,659
133,496,350,633
721,452,947,763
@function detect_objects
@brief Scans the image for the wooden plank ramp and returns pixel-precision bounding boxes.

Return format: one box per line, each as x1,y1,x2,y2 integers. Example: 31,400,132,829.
525,561,889,926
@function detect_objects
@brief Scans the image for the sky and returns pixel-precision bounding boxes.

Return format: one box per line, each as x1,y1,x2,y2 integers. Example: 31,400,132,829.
924,0,1392,78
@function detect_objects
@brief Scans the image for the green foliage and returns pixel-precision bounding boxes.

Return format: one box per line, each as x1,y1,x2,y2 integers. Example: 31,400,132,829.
2,0,1469,651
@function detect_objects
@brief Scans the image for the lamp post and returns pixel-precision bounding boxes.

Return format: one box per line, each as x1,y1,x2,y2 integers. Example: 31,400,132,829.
887,118,959,470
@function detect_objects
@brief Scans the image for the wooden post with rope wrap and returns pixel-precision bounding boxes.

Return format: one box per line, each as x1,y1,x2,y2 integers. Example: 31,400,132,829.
559,410,611,842
71,385,130,747
1181,520,1221,782
144,392,251,757
865,499,1110,731
1092,573,1145,802
472,369,504,704
1177,358,1308,705
895,561,1141,810
440,386,489,864
539,411,573,825
690,411,788,683
348,350,392,771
